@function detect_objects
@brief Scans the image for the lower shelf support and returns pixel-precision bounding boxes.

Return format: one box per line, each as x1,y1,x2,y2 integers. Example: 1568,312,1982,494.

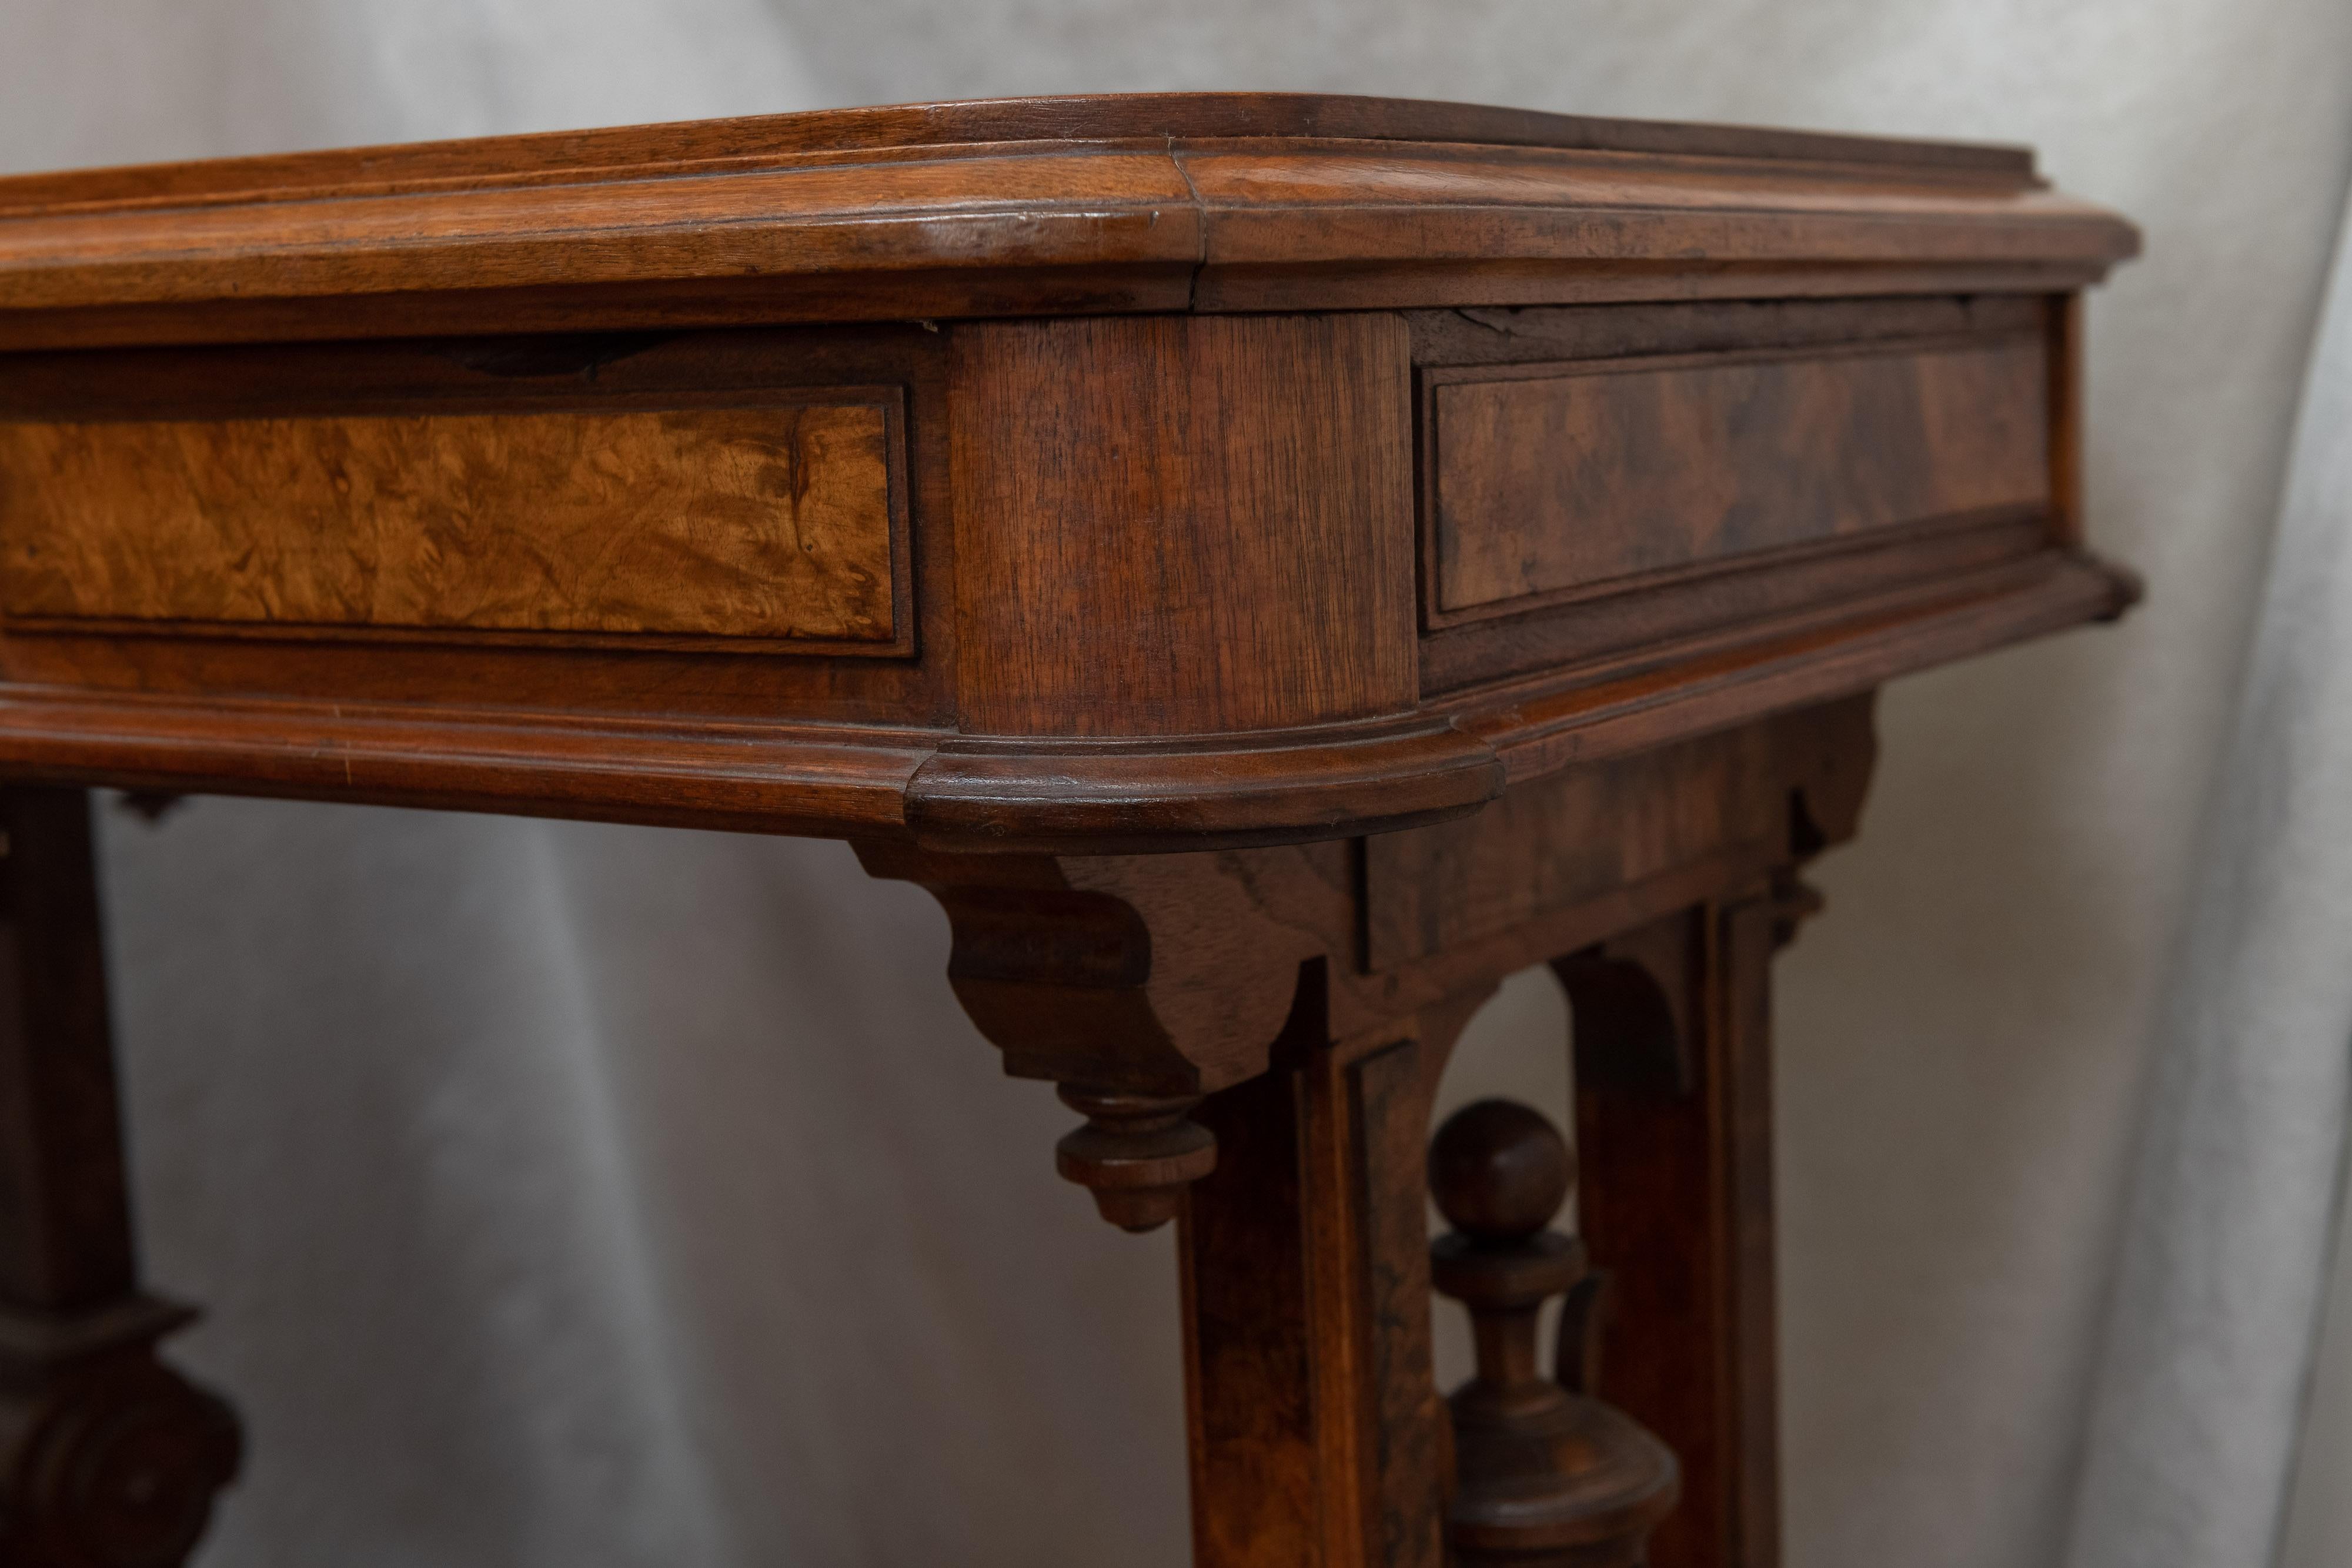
1430,1099,1678,1567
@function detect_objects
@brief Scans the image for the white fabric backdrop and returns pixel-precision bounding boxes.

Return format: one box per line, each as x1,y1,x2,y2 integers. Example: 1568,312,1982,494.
2067,190,2352,1568
2,3,2348,1564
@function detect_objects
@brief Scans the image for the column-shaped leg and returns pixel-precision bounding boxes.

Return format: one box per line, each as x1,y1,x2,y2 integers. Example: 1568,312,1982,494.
863,828,1843,1568
0,787,239,1568
1182,987,1489,1568
863,840,1492,1566
1558,885,1800,1568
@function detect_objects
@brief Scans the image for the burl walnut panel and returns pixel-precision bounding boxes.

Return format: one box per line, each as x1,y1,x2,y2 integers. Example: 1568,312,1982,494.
0,399,901,646
1425,336,2049,621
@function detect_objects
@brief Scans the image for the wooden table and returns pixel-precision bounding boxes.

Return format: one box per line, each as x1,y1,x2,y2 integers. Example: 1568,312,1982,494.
0,95,2136,1567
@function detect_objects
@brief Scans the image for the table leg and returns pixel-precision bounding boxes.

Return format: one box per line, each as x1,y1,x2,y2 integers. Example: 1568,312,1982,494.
863,830,1847,1568
0,787,240,1568
1561,888,1802,1568
1182,988,1489,1568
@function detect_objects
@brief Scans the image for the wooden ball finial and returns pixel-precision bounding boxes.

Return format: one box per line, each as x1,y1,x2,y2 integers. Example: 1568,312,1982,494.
1428,1097,1678,1566
1429,1098,1575,1244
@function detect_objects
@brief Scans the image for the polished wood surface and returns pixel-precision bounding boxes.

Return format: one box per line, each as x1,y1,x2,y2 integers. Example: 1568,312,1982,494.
0,96,2134,847
920,691,1873,1568
1426,337,2047,617
1429,1098,1679,1566
0,93,2140,1567
949,313,1415,738
1362,706,1866,968
1180,987,1497,1568
0,400,901,644
1564,896,1798,1568
0,95,2130,352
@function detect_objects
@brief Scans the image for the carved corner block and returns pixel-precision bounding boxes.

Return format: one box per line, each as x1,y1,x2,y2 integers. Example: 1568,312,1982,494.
856,841,1348,1231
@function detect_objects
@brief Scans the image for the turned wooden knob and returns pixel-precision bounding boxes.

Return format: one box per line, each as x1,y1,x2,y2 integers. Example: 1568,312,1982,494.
1430,1099,1679,1567
1432,1098,1575,1242
1054,1086,1215,1233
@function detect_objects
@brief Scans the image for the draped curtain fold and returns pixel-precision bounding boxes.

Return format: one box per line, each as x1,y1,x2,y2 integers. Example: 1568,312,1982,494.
2066,192,2352,1568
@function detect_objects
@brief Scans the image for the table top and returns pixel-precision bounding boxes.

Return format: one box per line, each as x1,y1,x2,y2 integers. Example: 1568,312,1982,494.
0,95,2139,851
0,93,2133,350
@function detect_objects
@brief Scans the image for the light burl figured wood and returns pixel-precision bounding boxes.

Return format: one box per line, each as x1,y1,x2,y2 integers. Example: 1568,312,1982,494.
1426,337,2049,620
0,400,900,646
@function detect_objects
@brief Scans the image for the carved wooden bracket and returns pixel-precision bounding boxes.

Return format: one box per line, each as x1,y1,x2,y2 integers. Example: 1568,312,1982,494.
858,700,1878,1235
856,842,1341,1231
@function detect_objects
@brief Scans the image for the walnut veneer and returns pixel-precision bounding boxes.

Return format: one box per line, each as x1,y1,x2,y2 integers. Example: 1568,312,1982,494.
0,93,2136,1567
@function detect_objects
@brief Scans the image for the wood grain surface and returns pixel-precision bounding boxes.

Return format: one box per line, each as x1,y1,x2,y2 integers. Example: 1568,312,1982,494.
0,95,2136,353
1366,725,1785,968
0,94,2036,222
0,400,900,645
1427,337,2048,617
950,312,1415,737
1564,901,1788,1568
0,98,2138,848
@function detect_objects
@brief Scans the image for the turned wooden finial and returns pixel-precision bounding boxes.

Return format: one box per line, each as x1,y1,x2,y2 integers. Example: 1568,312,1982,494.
1054,1086,1216,1233
1430,1099,1679,1567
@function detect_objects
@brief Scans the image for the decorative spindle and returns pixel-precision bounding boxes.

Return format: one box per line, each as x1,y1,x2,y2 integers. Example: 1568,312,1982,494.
1430,1099,1679,1566
0,790,243,1567
1054,1086,1217,1233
